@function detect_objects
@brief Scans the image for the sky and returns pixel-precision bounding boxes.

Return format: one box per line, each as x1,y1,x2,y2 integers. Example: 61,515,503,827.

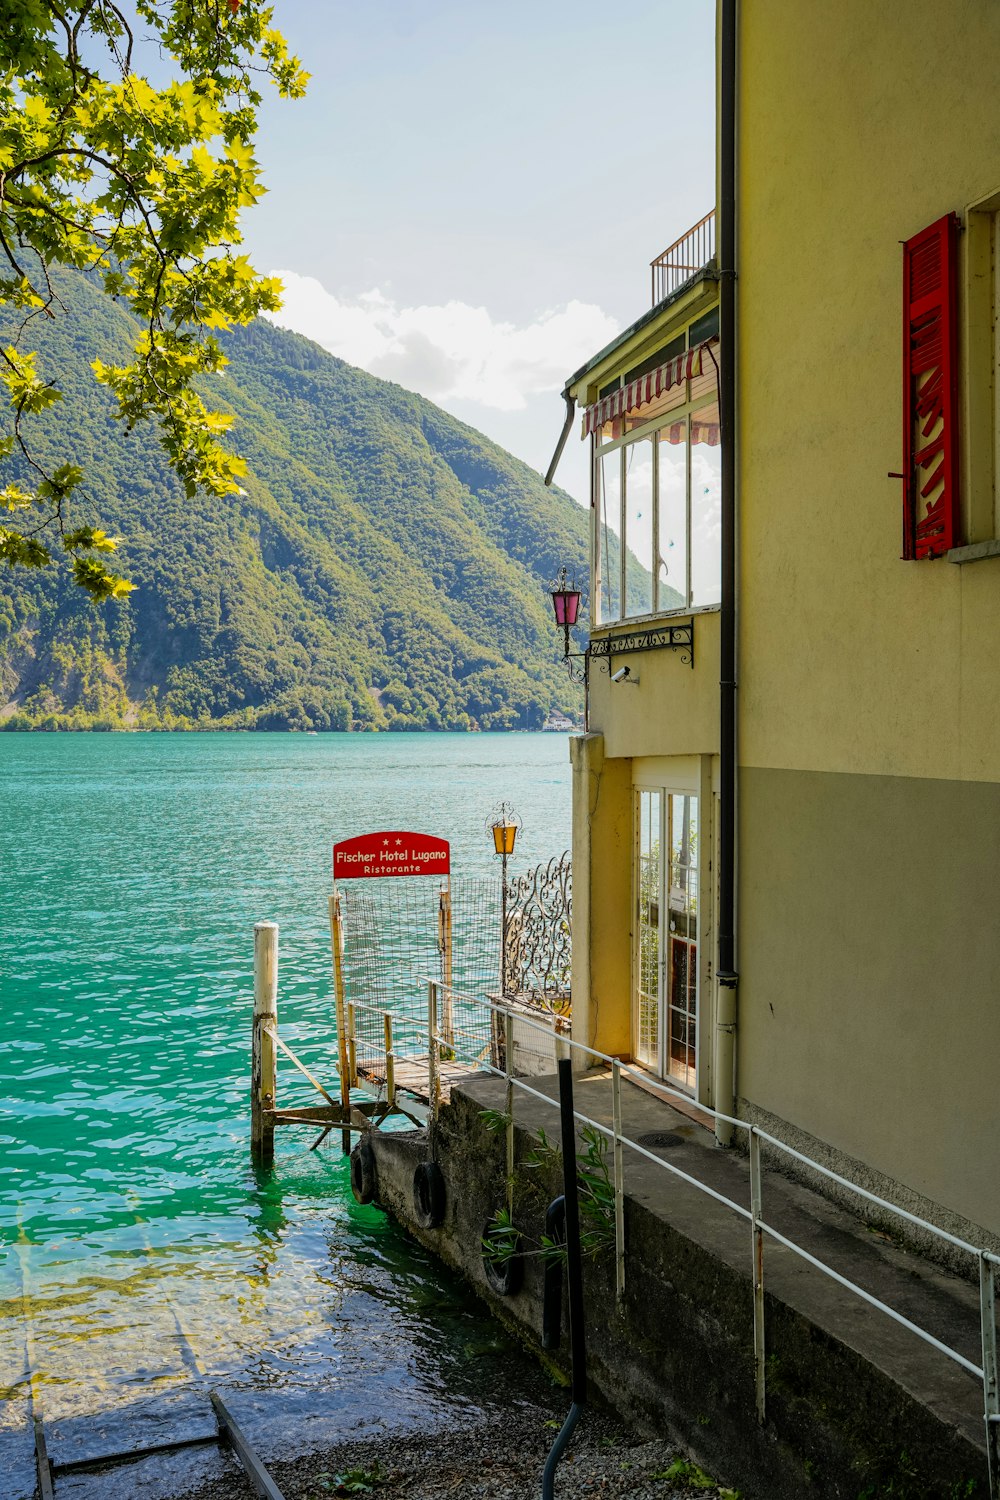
243,1,717,507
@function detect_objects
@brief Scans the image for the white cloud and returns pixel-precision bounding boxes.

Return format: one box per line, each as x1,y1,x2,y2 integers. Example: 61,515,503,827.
266,271,620,414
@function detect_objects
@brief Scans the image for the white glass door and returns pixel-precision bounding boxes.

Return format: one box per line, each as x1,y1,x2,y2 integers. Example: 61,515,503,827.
635,790,662,1069
634,789,700,1090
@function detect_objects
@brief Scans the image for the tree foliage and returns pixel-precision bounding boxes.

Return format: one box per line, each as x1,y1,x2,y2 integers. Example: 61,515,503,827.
0,0,306,598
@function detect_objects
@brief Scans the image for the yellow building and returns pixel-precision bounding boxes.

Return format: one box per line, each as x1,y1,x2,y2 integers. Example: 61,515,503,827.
550,0,1000,1246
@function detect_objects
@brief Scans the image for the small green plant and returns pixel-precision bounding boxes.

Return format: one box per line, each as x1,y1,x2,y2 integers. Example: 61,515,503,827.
481,1204,520,1263
525,1124,616,1260
480,1107,511,1134
312,1465,383,1495
479,1112,616,1266
653,1457,717,1488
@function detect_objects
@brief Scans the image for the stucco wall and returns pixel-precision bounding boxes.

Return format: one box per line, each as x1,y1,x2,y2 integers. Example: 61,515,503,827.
739,0,1000,782
570,733,632,1059
739,766,1000,1241
588,610,721,760
737,0,1000,1237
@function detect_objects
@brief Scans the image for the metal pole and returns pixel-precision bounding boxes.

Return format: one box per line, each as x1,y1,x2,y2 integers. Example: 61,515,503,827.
542,1058,587,1500
251,921,278,1166
980,1254,999,1498
504,1008,514,1214
612,1059,625,1305
500,849,508,997
750,1127,766,1424
558,1057,586,1402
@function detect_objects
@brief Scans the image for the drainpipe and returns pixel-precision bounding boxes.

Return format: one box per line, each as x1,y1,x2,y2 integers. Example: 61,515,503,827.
544,392,577,488
715,0,738,1147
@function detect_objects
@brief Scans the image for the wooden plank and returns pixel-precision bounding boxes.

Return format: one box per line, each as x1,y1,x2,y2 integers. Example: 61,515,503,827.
272,1031,338,1108
268,1105,348,1125
267,1099,385,1125
33,1415,54,1500
211,1393,286,1500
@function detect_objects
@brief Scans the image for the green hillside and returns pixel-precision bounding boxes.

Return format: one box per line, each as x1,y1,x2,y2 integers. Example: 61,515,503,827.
0,278,594,732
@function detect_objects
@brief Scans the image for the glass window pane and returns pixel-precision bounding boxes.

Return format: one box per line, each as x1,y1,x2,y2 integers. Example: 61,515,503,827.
690,400,722,609
597,449,621,623
657,420,688,611
623,438,654,617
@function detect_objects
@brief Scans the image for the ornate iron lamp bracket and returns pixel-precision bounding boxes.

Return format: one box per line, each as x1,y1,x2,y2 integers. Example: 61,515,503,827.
590,620,694,670
560,650,589,685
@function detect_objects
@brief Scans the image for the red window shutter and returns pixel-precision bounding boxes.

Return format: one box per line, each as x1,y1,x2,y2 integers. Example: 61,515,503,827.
902,213,961,559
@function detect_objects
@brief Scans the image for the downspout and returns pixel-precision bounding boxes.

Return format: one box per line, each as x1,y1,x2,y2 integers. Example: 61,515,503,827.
715,0,739,1147
544,391,577,488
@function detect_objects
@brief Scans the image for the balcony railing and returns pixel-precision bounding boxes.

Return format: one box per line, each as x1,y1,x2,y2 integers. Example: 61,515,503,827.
650,210,716,305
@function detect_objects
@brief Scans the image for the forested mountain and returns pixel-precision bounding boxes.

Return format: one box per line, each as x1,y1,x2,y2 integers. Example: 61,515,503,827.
0,278,593,731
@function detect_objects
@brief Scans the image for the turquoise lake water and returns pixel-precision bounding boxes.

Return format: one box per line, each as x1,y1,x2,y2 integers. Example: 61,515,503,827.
0,732,573,1491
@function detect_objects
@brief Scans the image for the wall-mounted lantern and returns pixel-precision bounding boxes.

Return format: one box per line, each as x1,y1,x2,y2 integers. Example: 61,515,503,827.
549,567,582,660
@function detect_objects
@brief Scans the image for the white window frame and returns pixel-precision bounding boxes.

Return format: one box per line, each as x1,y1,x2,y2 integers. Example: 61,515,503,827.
591,385,720,626
962,190,1000,545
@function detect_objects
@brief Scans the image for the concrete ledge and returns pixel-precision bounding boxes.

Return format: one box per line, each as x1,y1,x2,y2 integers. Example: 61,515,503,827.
364,1075,989,1500
946,539,1000,564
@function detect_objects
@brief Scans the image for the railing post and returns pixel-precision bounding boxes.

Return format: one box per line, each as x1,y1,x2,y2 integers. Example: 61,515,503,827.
347,1002,358,1089
981,1254,1000,1498
384,1011,395,1110
439,886,454,1051
504,1008,515,1214
750,1127,766,1424
427,981,440,1119
612,1059,625,1305
251,921,278,1166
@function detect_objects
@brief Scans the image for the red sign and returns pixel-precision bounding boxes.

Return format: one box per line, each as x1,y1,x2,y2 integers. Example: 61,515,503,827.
903,213,960,559
334,831,451,881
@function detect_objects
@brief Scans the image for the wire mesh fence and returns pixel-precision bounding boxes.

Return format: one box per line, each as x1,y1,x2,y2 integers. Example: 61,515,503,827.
338,876,501,1087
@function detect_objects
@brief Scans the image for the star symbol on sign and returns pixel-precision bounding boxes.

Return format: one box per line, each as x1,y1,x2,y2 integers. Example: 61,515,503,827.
395,838,403,846
382,839,389,847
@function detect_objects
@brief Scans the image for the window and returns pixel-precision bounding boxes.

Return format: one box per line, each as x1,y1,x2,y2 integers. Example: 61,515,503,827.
964,195,1000,546
592,327,721,624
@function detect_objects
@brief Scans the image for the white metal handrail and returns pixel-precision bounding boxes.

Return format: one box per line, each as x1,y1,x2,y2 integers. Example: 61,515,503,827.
407,979,1000,1495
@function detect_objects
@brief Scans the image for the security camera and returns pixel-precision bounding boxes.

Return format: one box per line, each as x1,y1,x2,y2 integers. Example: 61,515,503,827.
610,665,638,684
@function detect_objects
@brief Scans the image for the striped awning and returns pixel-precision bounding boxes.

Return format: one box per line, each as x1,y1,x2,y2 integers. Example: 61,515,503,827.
581,336,719,438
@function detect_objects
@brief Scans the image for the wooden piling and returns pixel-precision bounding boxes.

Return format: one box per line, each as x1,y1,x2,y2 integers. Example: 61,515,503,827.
329,891,352,1154
251,921,278,1165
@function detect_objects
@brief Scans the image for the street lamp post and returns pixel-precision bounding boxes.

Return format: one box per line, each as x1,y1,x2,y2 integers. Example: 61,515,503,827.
487,803,521,997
